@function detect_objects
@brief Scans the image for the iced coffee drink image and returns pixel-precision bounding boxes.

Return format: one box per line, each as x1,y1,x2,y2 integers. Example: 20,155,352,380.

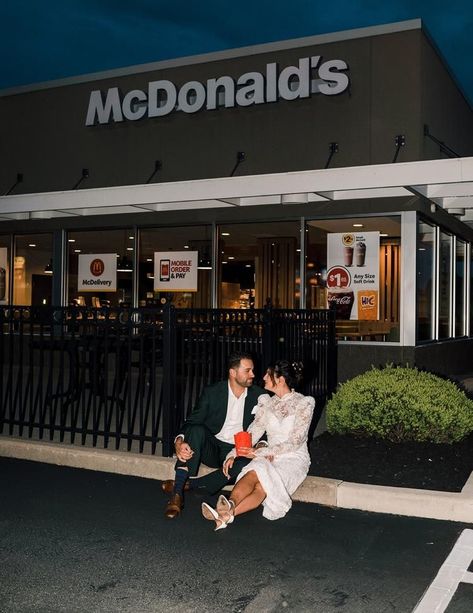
354,241,366,266
343,246,354,267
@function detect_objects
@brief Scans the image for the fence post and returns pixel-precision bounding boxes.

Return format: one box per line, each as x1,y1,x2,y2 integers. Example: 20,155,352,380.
262,299,273,371
162,301,176,457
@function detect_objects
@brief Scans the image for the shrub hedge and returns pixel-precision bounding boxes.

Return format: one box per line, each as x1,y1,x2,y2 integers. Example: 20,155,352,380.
326,365,473,444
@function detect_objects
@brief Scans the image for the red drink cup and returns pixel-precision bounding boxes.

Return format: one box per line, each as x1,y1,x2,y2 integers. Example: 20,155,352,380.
234,431,252,456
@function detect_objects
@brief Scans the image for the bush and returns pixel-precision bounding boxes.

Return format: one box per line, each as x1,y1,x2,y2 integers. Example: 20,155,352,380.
326,365,473,444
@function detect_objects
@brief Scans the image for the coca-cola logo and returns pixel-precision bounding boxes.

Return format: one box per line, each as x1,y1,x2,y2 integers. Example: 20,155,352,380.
328,294,353,305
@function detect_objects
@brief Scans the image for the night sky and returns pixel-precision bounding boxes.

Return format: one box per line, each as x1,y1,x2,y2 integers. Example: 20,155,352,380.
1,0,472,104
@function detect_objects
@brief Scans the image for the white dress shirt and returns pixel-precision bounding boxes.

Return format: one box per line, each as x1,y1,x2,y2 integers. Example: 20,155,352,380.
214,382,248,444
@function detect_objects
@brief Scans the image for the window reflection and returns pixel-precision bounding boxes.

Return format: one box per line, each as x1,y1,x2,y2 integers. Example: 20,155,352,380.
218,222,300,308
306,217,401,342
67,229,133,307
417,222,435,342
139,226,211,308
455,240,465,337
0,235,10,305
438,232,452,339
14,234,53,306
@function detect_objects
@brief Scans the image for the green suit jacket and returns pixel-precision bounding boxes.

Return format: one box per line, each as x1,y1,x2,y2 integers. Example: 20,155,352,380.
182,380,265,439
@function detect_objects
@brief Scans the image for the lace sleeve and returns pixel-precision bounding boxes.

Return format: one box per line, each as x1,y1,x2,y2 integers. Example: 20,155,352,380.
256,395,315,458
247,394,269,444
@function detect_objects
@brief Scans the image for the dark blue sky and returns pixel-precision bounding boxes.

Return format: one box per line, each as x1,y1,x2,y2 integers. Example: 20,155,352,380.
1,0,472,103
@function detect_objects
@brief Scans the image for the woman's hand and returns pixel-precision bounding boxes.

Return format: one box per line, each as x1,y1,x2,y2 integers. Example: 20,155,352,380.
223,457,235,478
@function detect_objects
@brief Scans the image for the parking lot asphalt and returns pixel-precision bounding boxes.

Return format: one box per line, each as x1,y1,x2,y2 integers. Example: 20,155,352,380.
1,457,471,612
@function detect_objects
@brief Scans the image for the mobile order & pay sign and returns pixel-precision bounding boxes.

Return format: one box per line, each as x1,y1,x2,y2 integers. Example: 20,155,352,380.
154,251,198,292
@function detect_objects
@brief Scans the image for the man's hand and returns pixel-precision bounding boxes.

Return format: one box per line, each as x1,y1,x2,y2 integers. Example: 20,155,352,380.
175,437,194,462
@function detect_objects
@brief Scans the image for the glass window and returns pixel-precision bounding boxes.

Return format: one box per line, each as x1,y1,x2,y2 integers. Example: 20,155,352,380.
471,245,473,337
67,229,134,307
306,216,401,342
139,226,212,308
14,234,53,306
417,222,435,342
0,235,11,305
455,239,466,337
438,232,452,339
217,222,301,309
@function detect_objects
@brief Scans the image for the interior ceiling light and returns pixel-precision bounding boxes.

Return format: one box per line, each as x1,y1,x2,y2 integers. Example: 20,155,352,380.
353,223,364,228
68,238,76,243
28,243,36,247
221,232,230,236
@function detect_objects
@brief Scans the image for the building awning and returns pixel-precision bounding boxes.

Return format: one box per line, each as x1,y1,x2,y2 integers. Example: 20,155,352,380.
1,156,473,225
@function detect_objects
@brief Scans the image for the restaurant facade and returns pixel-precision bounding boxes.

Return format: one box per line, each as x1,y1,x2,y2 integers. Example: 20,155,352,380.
1,19,473,381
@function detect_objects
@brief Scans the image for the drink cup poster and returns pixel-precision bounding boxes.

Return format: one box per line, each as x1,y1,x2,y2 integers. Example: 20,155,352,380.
154,251,198,292
78,254,117,292
0,247,8,304
326,232,379,320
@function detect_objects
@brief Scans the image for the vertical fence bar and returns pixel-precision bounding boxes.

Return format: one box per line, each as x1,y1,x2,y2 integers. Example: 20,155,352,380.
262,300,273,369
161,302,176,456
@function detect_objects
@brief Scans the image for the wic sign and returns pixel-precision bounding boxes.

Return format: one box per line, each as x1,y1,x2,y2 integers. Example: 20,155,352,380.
85,55,350,126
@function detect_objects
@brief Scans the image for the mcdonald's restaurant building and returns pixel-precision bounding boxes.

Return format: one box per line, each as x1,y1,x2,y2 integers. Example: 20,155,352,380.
0,19,473,382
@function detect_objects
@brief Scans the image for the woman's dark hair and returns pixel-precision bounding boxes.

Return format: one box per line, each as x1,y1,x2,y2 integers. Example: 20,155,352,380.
267,360,304,390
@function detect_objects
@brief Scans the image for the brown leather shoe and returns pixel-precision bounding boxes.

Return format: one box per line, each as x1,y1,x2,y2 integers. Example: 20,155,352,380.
165,493,183,519
161,479,191,494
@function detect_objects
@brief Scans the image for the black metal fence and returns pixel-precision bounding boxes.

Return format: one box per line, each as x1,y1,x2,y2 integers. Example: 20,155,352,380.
0,304,337,456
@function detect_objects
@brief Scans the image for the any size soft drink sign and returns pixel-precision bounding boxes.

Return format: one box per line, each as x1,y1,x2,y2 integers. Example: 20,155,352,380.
326,232,379,320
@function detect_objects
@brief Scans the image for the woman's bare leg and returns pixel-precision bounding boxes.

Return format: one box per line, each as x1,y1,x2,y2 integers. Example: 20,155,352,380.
229,470,266,517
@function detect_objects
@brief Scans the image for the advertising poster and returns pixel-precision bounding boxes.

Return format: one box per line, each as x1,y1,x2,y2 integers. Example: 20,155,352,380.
0,247,8,304
154,251,198,292
78,253,117,292
326,232,379,320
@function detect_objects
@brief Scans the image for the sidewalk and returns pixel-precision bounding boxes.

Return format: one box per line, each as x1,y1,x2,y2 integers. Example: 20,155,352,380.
1,434,472,524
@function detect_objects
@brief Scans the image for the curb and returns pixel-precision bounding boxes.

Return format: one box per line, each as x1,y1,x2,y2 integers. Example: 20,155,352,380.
1,437,472,524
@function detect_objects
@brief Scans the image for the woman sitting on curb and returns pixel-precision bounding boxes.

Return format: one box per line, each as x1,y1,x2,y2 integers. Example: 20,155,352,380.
201,360,314,530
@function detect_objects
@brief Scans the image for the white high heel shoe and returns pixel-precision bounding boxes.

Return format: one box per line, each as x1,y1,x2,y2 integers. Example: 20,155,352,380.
216,495,235,525
201,502,227,531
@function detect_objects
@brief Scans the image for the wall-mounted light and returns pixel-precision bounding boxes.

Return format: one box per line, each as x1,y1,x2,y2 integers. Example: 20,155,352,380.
230,151,245,177
73,168,89,190
146,160,163,184
4,173,23,196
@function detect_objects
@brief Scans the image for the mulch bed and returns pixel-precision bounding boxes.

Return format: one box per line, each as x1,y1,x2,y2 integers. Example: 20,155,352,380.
308,432,473,492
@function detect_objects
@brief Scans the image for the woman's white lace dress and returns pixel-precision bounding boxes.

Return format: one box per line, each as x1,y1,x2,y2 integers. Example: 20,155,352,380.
233,392,315,520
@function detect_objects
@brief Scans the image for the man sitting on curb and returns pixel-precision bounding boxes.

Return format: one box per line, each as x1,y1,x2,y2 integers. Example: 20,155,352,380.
163,351,266,519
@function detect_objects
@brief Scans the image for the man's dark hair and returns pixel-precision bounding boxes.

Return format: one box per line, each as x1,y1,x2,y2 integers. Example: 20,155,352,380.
227,351,254,371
